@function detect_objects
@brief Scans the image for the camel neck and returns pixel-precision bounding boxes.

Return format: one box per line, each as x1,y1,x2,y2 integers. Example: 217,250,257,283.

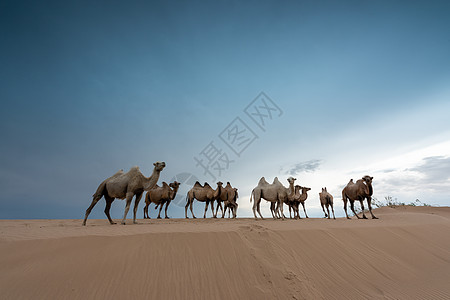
367,182,373,196
170,187,179,199
288,183,295,196
143,168,161,190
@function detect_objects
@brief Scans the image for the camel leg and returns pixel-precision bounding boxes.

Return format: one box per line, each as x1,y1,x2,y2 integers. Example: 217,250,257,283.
185,200,190,219
210,200,215,217
331,204,336,219
104,195,116,225
210,200,215,218
213,201,219,218
301,202,308,218
257,201,264,220
121,192,134,225
215,201,223,218
276,202,284,219
343,198,351,219
291,203,296,219
367,197,378,219
220,202,225,218
350,201,360,219
83,195,102,226
321,203,327,218
157,202,164,219
326,205,330,219
190,199,196,218
270,202,276,219
144,200,152,219
164,200,171,219
132,192,143,224
203,201,209,218
360,200,368,219
252,201,258,219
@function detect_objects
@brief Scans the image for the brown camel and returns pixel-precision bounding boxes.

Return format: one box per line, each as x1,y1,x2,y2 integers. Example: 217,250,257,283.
273,185,310,219
143,181,180,219
223,188,239,218
185,181,220,218
319,187,335,219
293,185,310,218
342,175,377,219
215,182,238,218
250,177,296,220
83,162,166,225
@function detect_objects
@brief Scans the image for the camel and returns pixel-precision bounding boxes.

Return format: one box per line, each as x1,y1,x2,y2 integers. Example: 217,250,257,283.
272,185,310,219
342,175,377,219
250,177,296,220
143,181,180,219
185,181,220,218
214,182,239,218
293,185,310,218
319,187,335,219
223,188,239,218
270,184,298,219
83,162,166,225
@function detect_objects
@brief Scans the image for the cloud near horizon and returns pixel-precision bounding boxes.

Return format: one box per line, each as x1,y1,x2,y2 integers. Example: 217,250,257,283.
376,156,450,196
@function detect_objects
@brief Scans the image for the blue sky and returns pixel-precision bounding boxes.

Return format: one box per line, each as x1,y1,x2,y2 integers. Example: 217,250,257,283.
1,0,449,219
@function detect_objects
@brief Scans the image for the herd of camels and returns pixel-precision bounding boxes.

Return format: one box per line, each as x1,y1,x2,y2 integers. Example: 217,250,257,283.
82,161,377,225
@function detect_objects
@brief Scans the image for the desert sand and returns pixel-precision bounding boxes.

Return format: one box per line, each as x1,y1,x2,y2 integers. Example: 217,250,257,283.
1,206,449,299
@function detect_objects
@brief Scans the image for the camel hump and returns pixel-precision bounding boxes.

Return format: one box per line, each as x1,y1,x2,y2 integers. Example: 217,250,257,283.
348,179,354,185
162,182,169,188
110,169,124,178
194,181,203,188
258,177,269,185
273,177,282,185
226,182,232,187
204,182,211,187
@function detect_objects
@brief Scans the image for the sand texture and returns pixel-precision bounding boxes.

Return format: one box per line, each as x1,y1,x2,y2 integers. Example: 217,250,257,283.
1,206,449,299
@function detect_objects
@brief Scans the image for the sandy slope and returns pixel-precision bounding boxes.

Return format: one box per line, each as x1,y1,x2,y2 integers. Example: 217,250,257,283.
0,206,449,299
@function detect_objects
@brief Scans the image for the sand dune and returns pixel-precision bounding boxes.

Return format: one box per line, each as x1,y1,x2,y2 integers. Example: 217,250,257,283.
1,206,449,299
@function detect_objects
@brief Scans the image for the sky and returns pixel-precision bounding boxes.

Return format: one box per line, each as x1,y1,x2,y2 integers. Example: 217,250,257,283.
1,0,449,220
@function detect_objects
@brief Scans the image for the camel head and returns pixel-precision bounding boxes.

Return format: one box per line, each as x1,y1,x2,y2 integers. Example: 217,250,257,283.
301,186,311,192
153,161,166,171
216,181,223,187
287,177,297,185
362,175,373,185
170,181,180,190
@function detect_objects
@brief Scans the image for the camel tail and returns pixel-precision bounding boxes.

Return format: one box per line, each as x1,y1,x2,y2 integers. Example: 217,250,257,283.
250,189,254,203
341,189,347,202
92,180,107,199
154,204,159,210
